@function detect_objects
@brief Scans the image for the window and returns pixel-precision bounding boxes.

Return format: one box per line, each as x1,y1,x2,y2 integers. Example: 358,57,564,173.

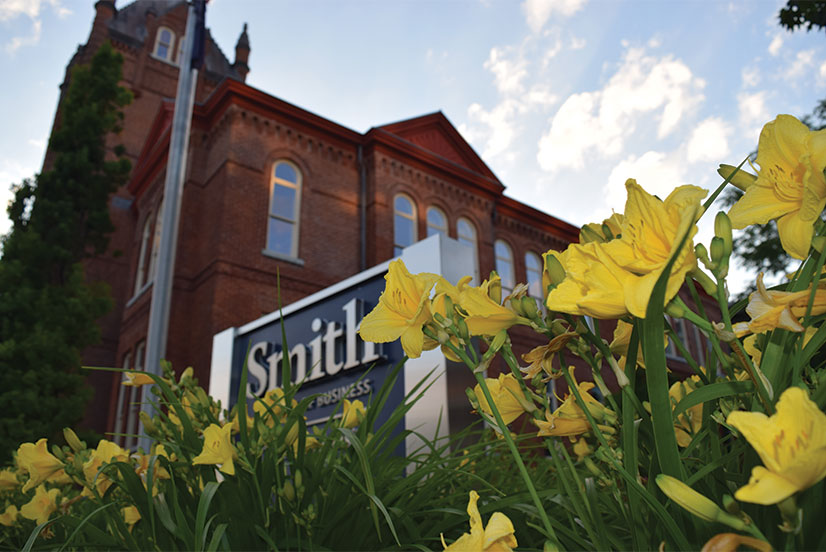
133,214,154,295
525,252,543,298
393,194,417,256
457,217,479,284
153,27,176,62
113,351,131,447
147,199,164,282
124,342,145,450
494,240,515,298
426,206,447,238
666,316,688,360
266,161,302,258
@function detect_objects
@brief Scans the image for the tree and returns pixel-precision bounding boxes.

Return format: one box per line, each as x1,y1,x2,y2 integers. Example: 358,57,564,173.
723,2,826,301
0,42,131,461
779,1,826,33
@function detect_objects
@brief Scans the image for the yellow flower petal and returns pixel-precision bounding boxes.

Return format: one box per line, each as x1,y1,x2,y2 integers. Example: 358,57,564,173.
727,387,826,504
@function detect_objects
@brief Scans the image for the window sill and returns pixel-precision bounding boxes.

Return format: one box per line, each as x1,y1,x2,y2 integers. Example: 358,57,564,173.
126,281,153,308
261,249,304,266
150,53,180,67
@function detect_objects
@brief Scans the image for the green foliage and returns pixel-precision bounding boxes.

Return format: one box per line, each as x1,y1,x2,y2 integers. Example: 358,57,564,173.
0,362,558,551
778,1,826,33
0,42,131,461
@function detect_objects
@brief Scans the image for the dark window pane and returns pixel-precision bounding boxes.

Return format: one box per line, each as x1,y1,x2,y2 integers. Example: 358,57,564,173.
271,184,296,220
157,43,169,59
275,163,297,183
267,218,294,255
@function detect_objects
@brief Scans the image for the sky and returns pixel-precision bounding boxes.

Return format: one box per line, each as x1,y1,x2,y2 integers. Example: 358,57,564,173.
1,0,825,294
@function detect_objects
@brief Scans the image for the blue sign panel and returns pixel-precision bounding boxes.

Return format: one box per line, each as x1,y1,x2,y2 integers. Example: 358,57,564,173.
227,271,405,429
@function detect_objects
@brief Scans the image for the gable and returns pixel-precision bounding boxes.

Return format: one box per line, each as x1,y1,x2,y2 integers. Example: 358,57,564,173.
376,112,500,182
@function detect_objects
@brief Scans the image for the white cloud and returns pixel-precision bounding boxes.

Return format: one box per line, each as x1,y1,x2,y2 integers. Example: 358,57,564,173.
522,0,586,33
741,66,760,88
686,117,731,164
738,91,770,139
569,36,586,50
1,0,69,53
537,45,705,172
485,46,528,95
786,49,815,79
768,34,783,56
462,99,521,158
603,150,688,214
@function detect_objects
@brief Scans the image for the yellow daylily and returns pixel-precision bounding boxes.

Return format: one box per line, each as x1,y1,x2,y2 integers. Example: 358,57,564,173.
572,438,594,461
727,114,826,260
82,440,130,496
20,485,60,525
0,504,18,527
545,241,634,318
520,332,577,380
441,490,517,552
358,259,439,358
192,423,237,476
669,376,703,448
0,468,19,490
732,273,826,336
254,388,296,425
473,373,528,425
726,386,826,505
341,399,366,429
16,439,67,493
122,505,141,529
425,276,473,361
459,283,526,337
604,180,707,318
535,371,616,438
579,212,624,244
122,372,155,386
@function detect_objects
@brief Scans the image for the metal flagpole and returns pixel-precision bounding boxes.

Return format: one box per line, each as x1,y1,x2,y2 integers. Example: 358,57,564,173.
137,0,205,452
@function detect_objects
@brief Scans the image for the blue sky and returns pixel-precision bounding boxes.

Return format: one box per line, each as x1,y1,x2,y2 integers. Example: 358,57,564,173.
1,0,825,293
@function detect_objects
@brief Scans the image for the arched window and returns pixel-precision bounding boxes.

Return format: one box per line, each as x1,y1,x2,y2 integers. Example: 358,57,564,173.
133,214,154,295
457,217,479,284
394,194,417,256
267,161,302,258
525,252,543,298
426,206,447,238
147,198,164,282
494,240,515,298
153,27,176,62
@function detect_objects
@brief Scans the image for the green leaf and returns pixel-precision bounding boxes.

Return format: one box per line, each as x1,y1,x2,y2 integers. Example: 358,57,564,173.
642,208,695,481
673,381,753,419
195,481,221,550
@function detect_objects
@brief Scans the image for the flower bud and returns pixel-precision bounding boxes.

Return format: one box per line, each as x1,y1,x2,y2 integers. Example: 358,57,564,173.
465,387,481,411
520,296,540,320
281,480,296,502
656,475,747,530
544,254,566,287
710,237,728,278
456,317,470,342
139,411,157,436
63,428,85,453
694,243,712,270
717,163,757,191
721,494,739,515
179,367,194,384
714,212,733,257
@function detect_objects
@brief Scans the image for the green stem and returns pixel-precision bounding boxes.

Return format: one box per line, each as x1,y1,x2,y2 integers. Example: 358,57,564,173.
423,327,561,548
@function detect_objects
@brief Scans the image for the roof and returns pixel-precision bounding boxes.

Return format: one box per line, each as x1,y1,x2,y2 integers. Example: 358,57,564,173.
108,0,241,81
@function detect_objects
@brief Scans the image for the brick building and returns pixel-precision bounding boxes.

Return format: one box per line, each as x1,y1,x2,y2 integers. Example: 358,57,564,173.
62,1,711,441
